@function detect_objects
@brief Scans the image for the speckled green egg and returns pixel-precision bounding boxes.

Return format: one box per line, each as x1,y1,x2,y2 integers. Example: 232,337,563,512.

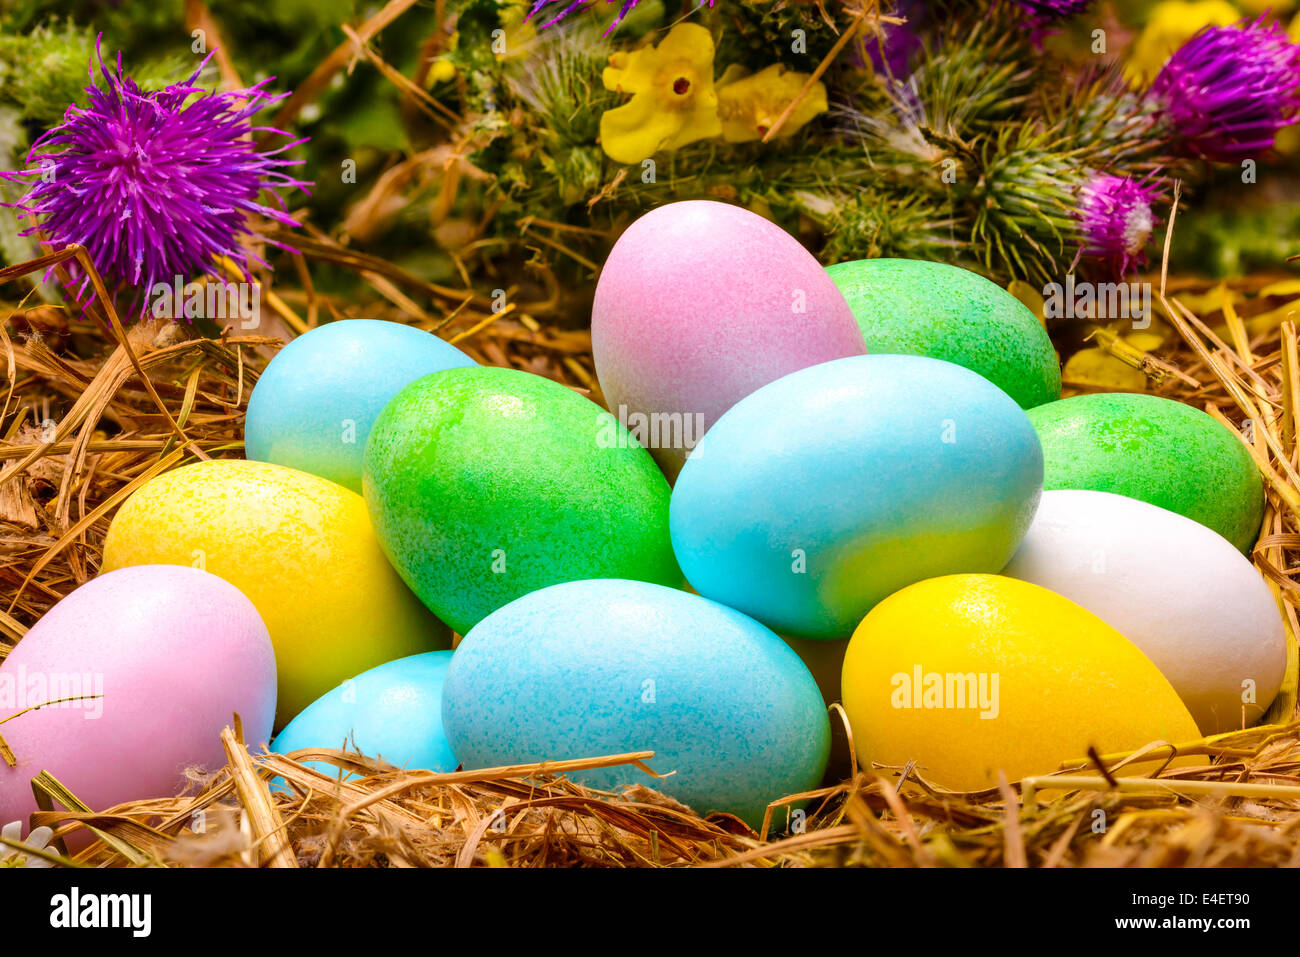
825,258,1061,409
1028,392,1265,553
363,366,682,635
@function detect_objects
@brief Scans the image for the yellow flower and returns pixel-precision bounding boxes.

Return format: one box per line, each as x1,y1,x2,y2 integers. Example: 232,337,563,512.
1126,1,1241,87
1282,8,1300,151
599,23,722,164
715,64,828,142
1238,0,1295,14
427,57,457,86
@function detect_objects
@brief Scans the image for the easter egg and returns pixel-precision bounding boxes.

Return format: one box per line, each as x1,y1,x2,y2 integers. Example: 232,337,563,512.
841,574,1202,791
245,319,475,493
363,366,681,636
670,354,1043,639
102,459,448,725
441,579,829,827
0,566,275,826
592,200,866,478
1028,392,1264,552
272,651,457,777
1002,490,1286,734
825,258,1061,409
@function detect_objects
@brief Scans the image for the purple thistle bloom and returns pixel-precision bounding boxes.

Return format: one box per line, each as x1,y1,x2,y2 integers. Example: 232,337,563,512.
3,42,310,314
864,0,925,78
1076,173,1159,273
1011,0,1093,20
1150,15,1300,162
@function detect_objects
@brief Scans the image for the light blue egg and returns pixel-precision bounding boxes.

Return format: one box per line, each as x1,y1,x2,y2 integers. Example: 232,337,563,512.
245,319,475,492
670,354,1043,640
271,651,457,778
441,579,828,827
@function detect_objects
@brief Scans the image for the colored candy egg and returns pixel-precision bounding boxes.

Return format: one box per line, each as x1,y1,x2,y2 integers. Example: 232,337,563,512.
272,651,457,777
841,574,1202,791
825,258,1061,409
245,319,475,493
1002,490,1286,734
670,354,1043,639
0,566,275,826
363,366,681,636
1028,392,1264,552
102,459,448,725
592,200,866,478
441,579,829,827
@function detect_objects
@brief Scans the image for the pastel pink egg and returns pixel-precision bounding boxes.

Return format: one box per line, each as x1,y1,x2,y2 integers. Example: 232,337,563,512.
592,200,866,478
0,565,276,830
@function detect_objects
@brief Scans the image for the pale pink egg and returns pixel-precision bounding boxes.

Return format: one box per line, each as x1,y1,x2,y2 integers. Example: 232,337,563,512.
0,565,276,832
592,200,866,478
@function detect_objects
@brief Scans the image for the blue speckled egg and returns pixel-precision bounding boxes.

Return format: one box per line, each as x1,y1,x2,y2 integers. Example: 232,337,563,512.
670,354,1043,639
245,319,475,492
441,579,829,827
271,651,457,777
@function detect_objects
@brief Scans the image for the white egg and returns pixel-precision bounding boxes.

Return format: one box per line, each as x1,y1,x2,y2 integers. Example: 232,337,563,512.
1002,489,1286,735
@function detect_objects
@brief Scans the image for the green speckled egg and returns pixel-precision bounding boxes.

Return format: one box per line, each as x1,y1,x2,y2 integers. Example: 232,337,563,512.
1028,392,1265,553
363,366,682,634
825,258,1061,409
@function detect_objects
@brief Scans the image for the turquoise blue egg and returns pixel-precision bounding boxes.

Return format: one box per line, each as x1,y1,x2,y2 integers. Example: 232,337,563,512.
245,319,475,492
441,579,829,828
271,651,457,777
670,354,1043,639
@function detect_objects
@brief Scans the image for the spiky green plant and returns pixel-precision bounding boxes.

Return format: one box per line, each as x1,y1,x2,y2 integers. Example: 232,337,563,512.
818,187,964,264
968,123,1092,283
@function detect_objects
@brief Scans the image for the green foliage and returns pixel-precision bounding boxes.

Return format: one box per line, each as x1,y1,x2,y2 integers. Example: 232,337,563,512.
968,124,1089,284
820,188,964,265
0,0,1291,293
1176,203,1300,278
0,19,95,128
712,0,839,73
902,11,1039,139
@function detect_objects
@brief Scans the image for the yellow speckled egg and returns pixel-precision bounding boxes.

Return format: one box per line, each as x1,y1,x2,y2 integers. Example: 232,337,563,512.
102,459,448,725
841,575,1201,791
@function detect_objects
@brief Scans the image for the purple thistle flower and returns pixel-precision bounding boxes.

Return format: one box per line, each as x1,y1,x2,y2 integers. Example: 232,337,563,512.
1011,0,1094,20
3,41,311,314
1075,173,1159,273
863,0,925,78
1149,15,1300,162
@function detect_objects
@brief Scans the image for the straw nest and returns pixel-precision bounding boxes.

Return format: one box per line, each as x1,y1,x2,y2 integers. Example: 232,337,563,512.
1,206,1300,867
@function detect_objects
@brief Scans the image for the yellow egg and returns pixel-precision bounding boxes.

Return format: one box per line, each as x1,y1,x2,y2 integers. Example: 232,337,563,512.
841,575,1201,791
103,460,448,725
